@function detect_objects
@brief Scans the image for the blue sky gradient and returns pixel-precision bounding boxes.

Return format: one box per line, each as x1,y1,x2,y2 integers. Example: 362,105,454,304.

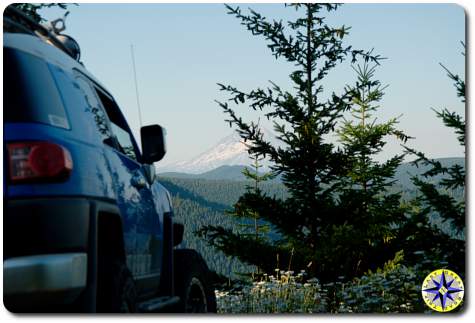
39,3,465,166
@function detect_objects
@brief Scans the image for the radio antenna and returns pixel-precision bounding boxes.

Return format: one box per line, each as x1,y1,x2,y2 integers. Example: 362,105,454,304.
130,44,143,129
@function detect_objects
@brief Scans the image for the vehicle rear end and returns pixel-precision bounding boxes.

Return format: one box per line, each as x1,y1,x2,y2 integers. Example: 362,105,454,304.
3,14,112,312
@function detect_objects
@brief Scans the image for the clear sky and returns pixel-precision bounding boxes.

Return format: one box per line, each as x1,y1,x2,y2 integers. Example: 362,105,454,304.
39,3,465,166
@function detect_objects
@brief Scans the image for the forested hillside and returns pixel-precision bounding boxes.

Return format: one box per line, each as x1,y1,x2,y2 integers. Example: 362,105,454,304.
158,177,287,279
158,157,464,280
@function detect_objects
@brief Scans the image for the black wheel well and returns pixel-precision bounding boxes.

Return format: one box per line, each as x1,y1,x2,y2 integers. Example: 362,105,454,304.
97,212,126,264
174,249,205,265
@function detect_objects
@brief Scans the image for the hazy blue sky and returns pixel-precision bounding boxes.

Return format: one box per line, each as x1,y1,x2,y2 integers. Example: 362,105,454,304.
40,3,465,166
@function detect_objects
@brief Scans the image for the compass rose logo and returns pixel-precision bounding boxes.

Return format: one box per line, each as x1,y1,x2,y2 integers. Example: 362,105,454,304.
421,269,464,312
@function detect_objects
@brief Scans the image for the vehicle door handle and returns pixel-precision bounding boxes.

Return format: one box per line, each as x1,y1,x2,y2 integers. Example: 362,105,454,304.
131,171,148,189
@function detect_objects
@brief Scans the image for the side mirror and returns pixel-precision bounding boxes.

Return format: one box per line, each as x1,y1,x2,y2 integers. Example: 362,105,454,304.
141,124,166,164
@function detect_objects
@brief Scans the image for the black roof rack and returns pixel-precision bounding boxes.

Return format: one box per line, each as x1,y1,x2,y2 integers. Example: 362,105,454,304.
3,5,78,60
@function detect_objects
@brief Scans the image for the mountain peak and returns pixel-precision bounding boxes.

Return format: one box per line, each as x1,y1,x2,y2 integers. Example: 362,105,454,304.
158,130,276,174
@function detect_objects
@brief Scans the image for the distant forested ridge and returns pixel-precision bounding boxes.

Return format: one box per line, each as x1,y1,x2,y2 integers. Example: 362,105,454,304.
161,158,464,185
394,157,465,191
160,165,280,182
158,157,464,279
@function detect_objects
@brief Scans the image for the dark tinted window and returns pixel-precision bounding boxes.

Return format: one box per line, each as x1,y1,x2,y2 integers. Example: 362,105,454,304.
3,48,70,129
94,89,138,161
75,76,112,141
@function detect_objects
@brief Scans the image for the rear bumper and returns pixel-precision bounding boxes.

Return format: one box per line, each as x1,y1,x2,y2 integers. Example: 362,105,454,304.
4,198,90,259
3,197,122,312
4,253,87,307
3,197,96,311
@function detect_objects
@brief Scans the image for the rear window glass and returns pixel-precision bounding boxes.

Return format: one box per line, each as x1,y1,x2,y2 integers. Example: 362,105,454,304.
3,48,70,129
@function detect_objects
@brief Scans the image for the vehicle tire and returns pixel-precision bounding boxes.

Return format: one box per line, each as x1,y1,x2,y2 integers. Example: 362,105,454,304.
97,260,137,313
174,249,217,313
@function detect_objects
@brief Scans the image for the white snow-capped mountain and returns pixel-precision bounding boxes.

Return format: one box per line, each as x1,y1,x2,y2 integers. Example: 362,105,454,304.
159,130,277,174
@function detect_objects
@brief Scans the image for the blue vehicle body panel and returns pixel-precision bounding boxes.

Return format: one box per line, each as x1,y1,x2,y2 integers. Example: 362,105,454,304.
4,32,167,282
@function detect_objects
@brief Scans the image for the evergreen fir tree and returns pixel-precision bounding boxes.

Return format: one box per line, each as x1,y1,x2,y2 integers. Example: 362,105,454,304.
320,63,410,280
238,153,274,242
401,45,465,278
199,3,382,279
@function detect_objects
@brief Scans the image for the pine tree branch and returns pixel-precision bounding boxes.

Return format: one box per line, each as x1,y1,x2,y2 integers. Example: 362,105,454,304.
412,177,465,234
433,108,465,146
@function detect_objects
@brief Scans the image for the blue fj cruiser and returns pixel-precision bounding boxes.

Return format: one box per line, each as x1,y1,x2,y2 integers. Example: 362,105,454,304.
3,6,216,313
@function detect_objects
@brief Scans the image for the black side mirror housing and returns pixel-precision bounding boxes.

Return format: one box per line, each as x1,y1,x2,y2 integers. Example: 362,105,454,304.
141,124,166,164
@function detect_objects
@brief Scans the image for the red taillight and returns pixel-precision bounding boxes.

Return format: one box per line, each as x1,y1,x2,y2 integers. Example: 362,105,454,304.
7,142,73,183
